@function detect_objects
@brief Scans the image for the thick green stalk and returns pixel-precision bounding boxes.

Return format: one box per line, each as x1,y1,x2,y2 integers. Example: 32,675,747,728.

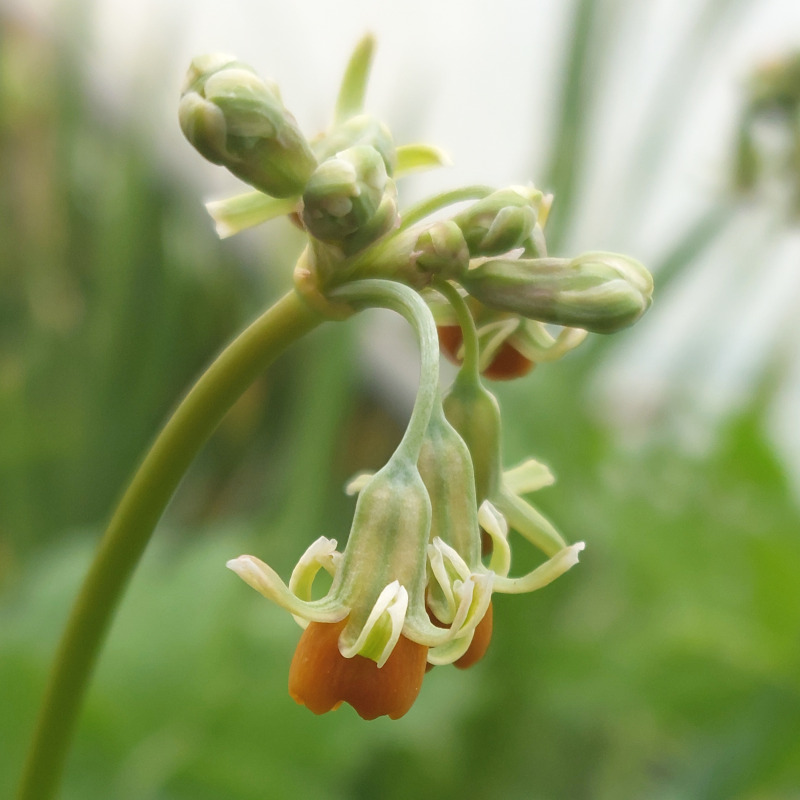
17,289,322,800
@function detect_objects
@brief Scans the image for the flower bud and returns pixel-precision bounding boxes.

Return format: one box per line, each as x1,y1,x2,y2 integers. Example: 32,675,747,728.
453,186,547,257
179,54,316,198
414,221,470,279
337,184,399,256
301,145,391,246
460,251,653,334
314,113,396,175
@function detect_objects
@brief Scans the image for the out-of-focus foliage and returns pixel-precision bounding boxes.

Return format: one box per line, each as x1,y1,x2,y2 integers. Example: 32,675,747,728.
2,3,800,800
0,14,358,558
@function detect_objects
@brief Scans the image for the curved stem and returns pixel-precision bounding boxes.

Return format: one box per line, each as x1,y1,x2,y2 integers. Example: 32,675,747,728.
399,185,494,231
331,279,438,464
17,290,323,800
434,279,480,379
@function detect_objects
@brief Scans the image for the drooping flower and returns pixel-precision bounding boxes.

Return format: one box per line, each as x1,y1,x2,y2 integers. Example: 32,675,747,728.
347,400,586,672
228,277,496,719
436,313,587,381
227,459,491,719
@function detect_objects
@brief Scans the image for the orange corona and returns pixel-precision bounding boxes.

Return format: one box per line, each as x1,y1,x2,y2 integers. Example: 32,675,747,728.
289,618,429,720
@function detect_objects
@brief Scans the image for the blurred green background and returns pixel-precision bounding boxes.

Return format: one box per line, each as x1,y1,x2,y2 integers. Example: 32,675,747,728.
2,2,800,798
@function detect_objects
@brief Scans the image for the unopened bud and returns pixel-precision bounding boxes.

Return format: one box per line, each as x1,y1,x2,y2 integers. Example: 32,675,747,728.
454,186,548,257
414,221,470,278
460,251,653,334
338,185,399,255
179,55,316,198
301,145,392,246
314,113,396,176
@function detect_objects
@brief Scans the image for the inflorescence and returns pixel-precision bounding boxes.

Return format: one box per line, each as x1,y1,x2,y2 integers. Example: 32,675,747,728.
179,34,653,720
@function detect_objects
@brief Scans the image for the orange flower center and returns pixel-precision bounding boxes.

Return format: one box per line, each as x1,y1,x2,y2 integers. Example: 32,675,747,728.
288,618,429,720
453,600,493,669
437,326,533,380
425,600,494,672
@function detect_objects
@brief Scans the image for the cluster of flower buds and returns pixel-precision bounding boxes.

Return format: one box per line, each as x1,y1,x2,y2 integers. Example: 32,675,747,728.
181,35,653,719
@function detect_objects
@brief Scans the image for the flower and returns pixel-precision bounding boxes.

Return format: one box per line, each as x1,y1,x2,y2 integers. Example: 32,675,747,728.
227,455,491,719
432,291,587,381
347,404,586,672
438,324,534,380
228,395,584,720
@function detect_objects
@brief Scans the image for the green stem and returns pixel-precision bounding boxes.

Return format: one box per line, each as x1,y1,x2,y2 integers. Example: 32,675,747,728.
17,290,323,800
399,185,494,231
434,280,480,379
331,279,438,464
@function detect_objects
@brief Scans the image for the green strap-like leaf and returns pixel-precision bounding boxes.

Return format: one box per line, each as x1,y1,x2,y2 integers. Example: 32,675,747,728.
334,33,376,124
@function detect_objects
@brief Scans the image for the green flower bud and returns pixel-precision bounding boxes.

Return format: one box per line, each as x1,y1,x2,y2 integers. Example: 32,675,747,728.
442,375,503,504
301,144,392,246
179,54,316,198
337,185,399,256
414,221,470,279
314,113,397,176
453,186,547,257
460,251,654,334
